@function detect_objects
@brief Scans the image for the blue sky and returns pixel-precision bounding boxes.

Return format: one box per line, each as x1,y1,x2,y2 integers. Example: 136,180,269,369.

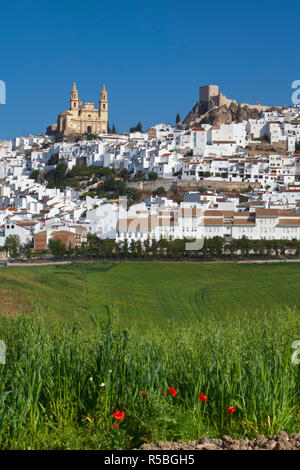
0,0,299,139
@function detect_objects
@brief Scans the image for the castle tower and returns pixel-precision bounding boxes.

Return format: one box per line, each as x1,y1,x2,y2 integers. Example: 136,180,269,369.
70,82,80,110
99,84,108,132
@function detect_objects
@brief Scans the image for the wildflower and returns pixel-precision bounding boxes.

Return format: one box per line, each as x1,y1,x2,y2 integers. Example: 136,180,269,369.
109,370,112,374
88,376,93,382
198,393,208,402
162,392,166,396
168,387,177,397
100,382,105,387
227,406,236,415
113,410,125,421
114,424,118,428
140,391,148,397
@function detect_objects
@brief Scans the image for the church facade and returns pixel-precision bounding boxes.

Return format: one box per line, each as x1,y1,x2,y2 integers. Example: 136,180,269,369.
48,82,108,137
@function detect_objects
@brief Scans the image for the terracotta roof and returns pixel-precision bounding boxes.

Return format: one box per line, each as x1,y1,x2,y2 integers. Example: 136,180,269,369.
277,219,300,226
255,208,279,217
16,221,38,226
233,219,255,225
203,218,224,225
117,215,158,231
179,208,202,217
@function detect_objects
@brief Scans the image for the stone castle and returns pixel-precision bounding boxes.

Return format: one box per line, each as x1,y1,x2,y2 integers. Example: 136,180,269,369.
183,84,271,127
47,82,108,137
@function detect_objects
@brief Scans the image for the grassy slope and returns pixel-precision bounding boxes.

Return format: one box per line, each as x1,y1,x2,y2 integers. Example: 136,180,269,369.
0,261,300,327
0,262,299,448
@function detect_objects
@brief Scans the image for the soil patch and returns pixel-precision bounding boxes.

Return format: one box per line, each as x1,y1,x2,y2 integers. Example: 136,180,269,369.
137,432,300,450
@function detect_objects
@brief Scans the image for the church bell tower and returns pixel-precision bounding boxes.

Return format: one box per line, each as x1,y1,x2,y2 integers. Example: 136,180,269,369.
99,84,108,132
70,82,80,110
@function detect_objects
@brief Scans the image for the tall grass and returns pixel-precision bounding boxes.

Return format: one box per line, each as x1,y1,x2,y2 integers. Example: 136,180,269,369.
0,307,298,449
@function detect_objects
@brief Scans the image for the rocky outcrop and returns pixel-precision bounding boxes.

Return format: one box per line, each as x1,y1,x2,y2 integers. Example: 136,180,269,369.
182,101,270,128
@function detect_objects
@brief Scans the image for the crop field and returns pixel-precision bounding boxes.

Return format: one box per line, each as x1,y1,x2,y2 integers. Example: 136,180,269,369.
1,261,300,327
0,261,298,449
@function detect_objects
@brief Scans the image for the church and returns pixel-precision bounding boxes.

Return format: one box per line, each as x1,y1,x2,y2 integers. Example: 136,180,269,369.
47,82,108,137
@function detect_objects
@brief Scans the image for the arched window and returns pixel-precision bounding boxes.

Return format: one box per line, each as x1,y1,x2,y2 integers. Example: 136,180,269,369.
103,104,105,109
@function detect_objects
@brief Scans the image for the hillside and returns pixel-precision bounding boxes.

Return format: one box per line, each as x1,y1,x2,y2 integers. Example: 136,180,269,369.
182,101,271,128
1,262,300,327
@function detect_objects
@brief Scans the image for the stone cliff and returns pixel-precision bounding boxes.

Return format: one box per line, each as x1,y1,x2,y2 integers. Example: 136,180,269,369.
182,101,271,128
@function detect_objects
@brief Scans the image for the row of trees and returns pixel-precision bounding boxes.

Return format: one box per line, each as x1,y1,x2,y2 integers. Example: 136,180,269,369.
71,235,300,260
4,234,300,261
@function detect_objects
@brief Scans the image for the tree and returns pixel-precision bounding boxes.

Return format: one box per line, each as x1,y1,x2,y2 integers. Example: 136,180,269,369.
176,113,181,125
86,233,100,258
239,235,250,257
148,171,158,181
153,186,166,196
4,235,22,259
133,170,145,182
112,124,117,134
119,169,129,181
48,238,66,259
119,239,129,258
46,160,68,189
23,242,32,259
30,170,40,181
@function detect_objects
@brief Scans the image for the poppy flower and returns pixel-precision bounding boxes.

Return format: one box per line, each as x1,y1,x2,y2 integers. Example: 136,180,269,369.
168,387,177,397
227,406,236,415
114,424,118,428
113,410,125,421
198,393,208,402
162,392,166,396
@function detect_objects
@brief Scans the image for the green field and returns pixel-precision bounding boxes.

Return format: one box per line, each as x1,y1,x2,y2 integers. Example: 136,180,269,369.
1,261,300,326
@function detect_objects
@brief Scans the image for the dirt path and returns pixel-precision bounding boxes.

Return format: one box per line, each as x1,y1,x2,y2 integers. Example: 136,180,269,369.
3,258,300,268
137,432,300,450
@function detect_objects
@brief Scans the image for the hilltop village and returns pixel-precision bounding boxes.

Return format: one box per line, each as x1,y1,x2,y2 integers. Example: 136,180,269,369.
1,83,300,258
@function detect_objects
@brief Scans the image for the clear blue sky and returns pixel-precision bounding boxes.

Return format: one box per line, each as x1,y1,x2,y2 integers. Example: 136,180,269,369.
0,0,299,139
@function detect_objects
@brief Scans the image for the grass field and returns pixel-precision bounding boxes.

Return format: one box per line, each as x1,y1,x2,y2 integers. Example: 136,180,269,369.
1,261,300,327
0,261,299,449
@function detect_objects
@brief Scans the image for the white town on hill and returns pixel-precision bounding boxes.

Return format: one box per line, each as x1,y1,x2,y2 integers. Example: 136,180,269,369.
1,82,300,257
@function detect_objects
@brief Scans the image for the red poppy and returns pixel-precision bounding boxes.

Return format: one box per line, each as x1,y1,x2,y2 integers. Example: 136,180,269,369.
168,387,177,397
114,424,118,428
227,406,236,415
113,410,125,421
162,392,166,396
198,393,208,402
